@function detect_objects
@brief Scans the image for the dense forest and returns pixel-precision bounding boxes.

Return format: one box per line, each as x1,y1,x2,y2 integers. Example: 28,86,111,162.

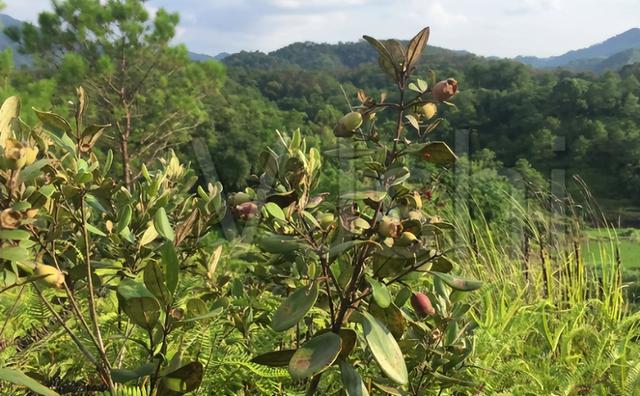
1,1,640,395
1,5,640,212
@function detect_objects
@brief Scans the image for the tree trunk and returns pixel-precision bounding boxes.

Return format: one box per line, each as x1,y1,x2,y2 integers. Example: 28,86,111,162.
121,108,132,189
120,133,131,189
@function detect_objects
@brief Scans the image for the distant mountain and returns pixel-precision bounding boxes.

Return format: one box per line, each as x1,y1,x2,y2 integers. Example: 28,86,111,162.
515,28,640,73
0,14,31,66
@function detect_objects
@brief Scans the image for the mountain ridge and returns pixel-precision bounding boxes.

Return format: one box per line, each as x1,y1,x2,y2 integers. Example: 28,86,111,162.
515,28,640,72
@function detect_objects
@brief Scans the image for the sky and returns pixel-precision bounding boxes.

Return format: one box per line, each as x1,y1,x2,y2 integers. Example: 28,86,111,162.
4,0,640,58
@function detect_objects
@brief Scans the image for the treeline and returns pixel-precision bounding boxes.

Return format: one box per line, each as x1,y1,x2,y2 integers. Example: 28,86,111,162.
3,0,640,205
224,43,640,204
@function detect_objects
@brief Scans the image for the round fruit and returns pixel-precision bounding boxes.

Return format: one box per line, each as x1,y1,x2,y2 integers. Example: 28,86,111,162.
35,264,65,289
419,103,437,119
317,212,335,229
432,79,458,102
333,112,363,137
231,192,251,206
378,216,402,238
396,231,418,246
411,292,435,317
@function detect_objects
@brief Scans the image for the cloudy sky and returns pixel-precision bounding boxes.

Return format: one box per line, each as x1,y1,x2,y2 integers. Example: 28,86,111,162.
4,0,640,58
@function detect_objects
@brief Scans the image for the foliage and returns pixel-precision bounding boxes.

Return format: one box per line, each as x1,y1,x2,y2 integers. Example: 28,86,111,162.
0,89,227,394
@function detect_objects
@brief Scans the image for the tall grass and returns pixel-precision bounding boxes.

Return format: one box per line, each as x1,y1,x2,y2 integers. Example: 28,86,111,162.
441,183,640,394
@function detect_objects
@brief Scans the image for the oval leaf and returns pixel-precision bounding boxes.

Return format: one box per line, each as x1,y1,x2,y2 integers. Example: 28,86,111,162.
0,368,60,396
357,311,408,385
429,271,482,292
154,207,175,242
251,349,296,367
367,276,392,308
144,261,171,306
339,361,369,396
288,332,342,380
271,282,319,332
263,202,286,222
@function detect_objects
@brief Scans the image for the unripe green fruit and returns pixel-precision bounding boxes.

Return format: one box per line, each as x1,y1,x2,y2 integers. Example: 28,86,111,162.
378,216,402,238
334,112,363,137
396,231,418,246
231,192,251,206
317,212,335,229
407,210,423,221
411,292,435,317
35,264,65,289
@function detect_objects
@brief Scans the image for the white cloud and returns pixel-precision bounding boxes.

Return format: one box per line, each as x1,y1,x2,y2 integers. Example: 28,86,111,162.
3,0,639,58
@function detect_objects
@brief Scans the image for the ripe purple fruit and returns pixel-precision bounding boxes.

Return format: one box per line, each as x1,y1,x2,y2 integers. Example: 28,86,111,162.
411,292,435,317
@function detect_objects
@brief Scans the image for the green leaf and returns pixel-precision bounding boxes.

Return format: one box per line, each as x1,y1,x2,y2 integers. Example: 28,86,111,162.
271,281,319,332
42,130,75,156
158,362,203,395
0,246,30,261
19,159,53,183
288,332,342,380
324,146,376,159
111,363,155,384
85,194,107,213
363,35,398,80
139,222,158,247
415,141,457,166
117,279,161,330
115,205,132,234
339,361,369,396
144,261,171,306
356,311,408,385
160,242,179,294
181,307,223,323
0,368,60,396
263,202,286,222
0,229,31,240
85,223,107,237
32,108,72,134
154,207,175,242
366,276,392,308
251,349,296,367
102,149,113,177
429,271,482,291
341,190,387,202
39,184,55,198
405,114,420,131
337,328,358,360
329,240,380,261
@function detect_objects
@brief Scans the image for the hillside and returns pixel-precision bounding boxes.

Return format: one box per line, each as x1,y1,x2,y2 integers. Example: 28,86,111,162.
516,28,640,73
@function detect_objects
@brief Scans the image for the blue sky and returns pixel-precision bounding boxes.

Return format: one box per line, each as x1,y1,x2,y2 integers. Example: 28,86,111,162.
5,0,640,58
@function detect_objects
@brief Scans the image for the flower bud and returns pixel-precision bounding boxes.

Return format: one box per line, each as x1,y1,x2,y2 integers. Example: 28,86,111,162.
234,201,258,221
334,112,363,137
411,292,435,317
378,216,402,238
35,264,65,289
432,79,458,102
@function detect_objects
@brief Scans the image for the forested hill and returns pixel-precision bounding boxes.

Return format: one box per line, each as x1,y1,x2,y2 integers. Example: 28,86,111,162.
221,40,640,212
1,9,639,214
224,40,475,71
